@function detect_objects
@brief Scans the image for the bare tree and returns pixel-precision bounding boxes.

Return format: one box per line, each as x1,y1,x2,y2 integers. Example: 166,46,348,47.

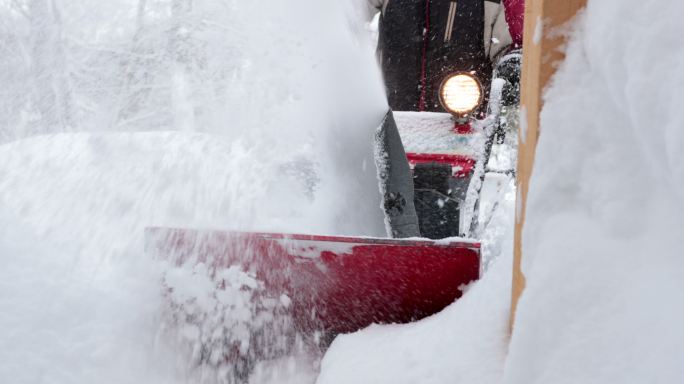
111,0,153,129
170,0,196,131
28,0,72,132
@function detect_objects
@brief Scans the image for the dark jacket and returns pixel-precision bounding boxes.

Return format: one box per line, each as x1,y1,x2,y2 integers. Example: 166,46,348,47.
367,0,512,112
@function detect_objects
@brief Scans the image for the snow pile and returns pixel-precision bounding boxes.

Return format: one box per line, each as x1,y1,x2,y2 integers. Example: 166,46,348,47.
163,263,295,380
0,0,389,383
0,133,299,383
504,1,684,382
0,202,178,383
317,172,516,384
394,111,479,157
317,249,512,384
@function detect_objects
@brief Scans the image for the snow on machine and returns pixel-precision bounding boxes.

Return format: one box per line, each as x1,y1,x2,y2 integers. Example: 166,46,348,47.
146,0,520,376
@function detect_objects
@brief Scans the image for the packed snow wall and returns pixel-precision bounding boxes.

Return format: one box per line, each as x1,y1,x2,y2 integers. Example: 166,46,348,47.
503,1,684,382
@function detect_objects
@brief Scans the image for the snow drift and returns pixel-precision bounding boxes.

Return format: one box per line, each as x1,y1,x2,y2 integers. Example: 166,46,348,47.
317,248,512,384
504,1,684,383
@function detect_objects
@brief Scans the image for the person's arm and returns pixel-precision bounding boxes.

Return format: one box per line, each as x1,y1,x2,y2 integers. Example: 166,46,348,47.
364,0,386,21
485,0,513,61
502,0,524,47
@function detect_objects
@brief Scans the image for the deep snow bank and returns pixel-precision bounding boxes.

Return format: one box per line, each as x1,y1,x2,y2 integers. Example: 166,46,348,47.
316,173,516,384
0,191,177,383
317,249,512,384
504,1,684,383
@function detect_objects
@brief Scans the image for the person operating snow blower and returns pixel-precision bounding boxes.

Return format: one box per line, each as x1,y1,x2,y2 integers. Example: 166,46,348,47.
368,0,521,239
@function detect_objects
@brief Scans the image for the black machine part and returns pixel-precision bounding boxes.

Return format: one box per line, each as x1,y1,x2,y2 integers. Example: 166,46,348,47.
413,163,461,239
375,110,421,238
375,110,474,240
495,49,522,107
378,0,491,113
466,49,521,237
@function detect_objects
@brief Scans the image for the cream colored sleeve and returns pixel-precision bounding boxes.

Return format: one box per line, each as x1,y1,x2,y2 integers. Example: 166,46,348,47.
364,0,387,21
484,1,513,61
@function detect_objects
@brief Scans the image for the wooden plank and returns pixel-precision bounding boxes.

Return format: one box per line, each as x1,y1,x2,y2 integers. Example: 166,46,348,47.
511,0,586,330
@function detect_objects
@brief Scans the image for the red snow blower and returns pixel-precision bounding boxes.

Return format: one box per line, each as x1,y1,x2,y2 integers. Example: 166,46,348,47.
145,0,521,373
145,75,517,335
146,229,480,334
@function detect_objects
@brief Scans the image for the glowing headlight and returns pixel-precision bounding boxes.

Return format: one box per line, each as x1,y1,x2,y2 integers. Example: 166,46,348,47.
439,73,483,116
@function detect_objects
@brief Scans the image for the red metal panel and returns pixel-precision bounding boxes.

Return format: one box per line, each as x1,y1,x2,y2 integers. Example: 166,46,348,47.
146,228,480,334
453,122,474,134
406,152,477,177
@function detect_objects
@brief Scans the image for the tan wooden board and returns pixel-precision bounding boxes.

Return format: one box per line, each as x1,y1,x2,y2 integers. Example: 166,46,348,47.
511,0,587,331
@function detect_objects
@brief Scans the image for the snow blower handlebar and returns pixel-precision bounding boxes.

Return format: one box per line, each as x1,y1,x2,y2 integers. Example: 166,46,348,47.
466,49,522,238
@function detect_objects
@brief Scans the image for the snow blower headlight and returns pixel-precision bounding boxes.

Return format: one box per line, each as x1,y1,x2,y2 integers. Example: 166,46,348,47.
439,72,483,116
